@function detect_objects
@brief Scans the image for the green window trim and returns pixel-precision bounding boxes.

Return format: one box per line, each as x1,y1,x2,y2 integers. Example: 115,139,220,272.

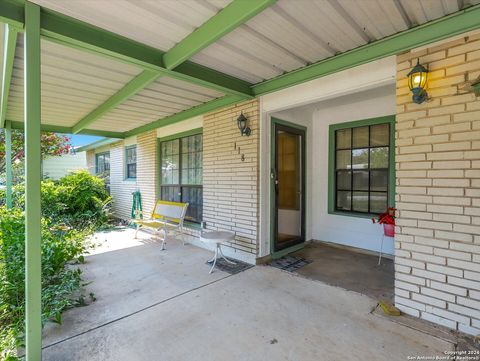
328,115,395,218
124,144,137,180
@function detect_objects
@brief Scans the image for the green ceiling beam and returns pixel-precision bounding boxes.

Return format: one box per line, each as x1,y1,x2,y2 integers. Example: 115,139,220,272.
253,4,480,96
163,0,276,70
0,25,18,128
9,120,125,138
72,70,159,134
0,0,253,98
0,0,24,29
124,94,245,138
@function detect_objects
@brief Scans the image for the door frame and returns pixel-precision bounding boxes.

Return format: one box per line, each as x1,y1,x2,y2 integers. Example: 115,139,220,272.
270,117,307,258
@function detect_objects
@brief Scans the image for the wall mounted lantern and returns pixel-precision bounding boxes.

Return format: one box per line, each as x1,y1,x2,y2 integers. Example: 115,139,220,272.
237,112,251,136
407,59,429,104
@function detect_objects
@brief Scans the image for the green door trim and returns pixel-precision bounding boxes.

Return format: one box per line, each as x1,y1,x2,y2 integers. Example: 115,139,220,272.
270,117,307,259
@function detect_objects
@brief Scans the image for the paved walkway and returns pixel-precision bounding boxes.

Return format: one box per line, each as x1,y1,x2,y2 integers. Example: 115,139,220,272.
42,228,453,361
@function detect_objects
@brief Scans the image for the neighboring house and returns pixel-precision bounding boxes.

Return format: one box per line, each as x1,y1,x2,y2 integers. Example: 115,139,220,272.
42,149,87,180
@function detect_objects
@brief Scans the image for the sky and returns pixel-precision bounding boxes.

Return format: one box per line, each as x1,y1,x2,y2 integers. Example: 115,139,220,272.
67,134,104,147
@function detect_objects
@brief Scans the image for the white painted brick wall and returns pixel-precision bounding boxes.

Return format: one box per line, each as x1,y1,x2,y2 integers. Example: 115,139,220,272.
202,99,260,256
395,33,480,336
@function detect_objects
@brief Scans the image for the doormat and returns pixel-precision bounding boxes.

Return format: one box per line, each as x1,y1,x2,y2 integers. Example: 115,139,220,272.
206,258,253,275
269,256,312,272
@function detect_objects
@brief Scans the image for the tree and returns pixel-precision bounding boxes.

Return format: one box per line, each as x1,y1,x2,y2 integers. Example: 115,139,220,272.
0,129,71,175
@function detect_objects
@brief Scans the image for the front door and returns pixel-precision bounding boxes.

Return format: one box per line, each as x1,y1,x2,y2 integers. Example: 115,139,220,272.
272,120,306,253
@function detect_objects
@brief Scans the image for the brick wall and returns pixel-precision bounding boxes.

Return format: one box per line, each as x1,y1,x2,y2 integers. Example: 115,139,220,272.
136,131,158,217
86,150,95,174
395,34,480,335
203,99,260,256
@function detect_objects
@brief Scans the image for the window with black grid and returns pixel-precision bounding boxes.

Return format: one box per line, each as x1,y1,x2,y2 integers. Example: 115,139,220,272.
160,133,202,223
335,123,390,214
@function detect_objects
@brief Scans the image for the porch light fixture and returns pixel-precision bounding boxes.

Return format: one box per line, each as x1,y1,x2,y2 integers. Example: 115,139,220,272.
407,59,429,104
237,112,251,136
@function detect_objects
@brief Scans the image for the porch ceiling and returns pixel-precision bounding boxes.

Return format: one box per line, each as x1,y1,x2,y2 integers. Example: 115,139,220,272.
1,0,480,138
8,36,143,130
30,0,480,85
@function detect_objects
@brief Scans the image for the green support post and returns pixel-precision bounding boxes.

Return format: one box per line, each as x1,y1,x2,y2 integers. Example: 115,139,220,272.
5,120,12,208
24,2,42,360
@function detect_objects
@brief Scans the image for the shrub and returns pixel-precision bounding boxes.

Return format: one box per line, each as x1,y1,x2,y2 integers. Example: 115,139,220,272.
56,170,111,227
0,171,109,359
3,170,112,229
0,207,91,359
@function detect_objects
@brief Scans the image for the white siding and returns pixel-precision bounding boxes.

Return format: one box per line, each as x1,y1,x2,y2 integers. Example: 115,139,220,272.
42,151,88,180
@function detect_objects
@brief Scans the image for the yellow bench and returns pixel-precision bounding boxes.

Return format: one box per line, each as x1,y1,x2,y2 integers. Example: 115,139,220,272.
132,200,189,250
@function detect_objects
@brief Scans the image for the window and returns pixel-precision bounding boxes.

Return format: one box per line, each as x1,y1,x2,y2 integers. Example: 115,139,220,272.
160,132,202,223
329,117,394,216
125,145,137,179
95,152,110,175
96,152,110,193
277,131,301,210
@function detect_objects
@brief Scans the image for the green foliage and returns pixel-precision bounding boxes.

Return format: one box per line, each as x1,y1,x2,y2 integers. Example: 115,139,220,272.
56,170,112,227
0,207,92,359
0,171,110,359
2,170,112,228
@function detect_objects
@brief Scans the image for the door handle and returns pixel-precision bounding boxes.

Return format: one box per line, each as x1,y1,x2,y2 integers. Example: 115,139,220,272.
271,169,278,185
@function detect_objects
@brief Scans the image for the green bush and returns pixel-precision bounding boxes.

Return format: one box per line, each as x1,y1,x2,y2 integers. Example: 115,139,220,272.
4,170,112,228
0,171,110,359
0,207,91,359
56,170,111,227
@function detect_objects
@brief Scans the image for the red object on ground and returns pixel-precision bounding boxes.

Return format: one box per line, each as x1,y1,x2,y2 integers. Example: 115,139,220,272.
383,223,395,237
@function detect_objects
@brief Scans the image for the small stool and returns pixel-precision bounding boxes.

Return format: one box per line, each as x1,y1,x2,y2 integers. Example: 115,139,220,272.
200,231,236,274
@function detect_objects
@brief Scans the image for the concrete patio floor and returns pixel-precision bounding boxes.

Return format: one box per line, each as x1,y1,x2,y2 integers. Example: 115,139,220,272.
292,242,395,301
42,228,454,360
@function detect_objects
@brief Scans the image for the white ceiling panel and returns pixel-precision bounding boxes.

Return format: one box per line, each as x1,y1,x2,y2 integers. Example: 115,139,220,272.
30,0,232,52
7,37,142,127
90,77,225,132
192,0,480,84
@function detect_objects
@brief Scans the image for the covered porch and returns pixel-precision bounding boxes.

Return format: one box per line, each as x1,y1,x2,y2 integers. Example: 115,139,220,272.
40,228,452,361
1,0,480,359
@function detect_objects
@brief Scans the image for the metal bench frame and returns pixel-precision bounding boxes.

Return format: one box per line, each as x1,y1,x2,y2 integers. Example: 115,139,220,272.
133,200,189,250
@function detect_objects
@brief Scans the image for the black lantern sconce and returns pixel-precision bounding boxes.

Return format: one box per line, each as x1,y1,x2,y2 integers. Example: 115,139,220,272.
407,59,429,104
236,112,251,136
